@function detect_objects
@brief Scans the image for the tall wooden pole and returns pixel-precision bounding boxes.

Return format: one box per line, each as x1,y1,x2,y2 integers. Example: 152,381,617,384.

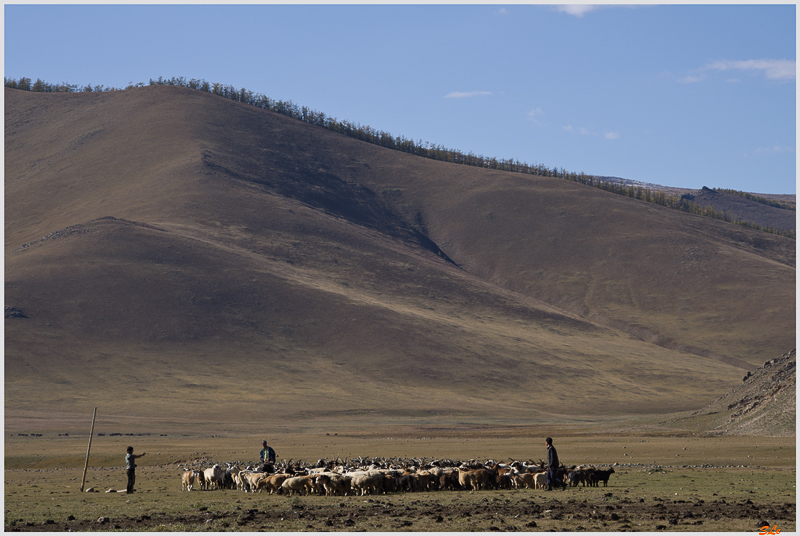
80,407,97,492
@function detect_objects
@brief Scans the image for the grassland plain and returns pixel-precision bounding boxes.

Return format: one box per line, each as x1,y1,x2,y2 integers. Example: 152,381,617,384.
4,429,795,532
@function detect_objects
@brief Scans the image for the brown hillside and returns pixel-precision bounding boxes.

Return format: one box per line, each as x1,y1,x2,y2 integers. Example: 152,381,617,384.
4,86,795,430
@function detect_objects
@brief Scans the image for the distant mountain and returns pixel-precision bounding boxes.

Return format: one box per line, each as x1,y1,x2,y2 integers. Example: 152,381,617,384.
596,178,795,232
680,186,795,234
594,175,691,193
4,85,795,429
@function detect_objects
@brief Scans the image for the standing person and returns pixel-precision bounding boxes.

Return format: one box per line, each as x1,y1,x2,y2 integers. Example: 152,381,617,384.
260,440,276,472
125,446,146,494
545,437,566,491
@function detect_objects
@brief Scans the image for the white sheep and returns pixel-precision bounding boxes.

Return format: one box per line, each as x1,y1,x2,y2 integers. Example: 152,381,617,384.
281,475,315,496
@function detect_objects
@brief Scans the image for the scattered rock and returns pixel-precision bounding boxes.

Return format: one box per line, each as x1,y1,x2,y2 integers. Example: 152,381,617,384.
4,307,27,318
694,349,795,436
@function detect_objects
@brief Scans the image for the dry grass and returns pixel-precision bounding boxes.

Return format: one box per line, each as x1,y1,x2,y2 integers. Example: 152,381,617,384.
4,431,795,532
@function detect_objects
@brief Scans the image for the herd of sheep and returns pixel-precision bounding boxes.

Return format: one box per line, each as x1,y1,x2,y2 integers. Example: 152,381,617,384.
180,457,615,496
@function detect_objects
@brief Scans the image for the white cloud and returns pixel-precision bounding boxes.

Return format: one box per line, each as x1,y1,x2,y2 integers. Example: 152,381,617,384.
555,5,600,17
708,59,796,80
444,91,492,99
753,145,795,155
497,8,509,15
563,125,594,136
527,108,545,124
686,59,796,83
677,75,704,84
605,131,620,140
553,4,645,17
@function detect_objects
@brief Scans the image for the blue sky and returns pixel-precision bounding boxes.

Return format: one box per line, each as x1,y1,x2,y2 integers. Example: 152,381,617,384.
4,4,796,194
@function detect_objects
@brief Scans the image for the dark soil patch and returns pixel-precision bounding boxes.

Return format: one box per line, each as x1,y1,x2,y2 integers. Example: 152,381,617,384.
7,496,795,532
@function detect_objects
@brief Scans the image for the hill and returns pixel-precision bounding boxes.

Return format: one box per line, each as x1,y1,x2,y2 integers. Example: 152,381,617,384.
4,85,795,431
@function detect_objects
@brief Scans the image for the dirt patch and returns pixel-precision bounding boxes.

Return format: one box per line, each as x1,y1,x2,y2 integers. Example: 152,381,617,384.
6,494,795,532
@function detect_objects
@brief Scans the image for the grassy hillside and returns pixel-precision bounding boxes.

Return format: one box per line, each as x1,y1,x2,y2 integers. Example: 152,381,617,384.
4,85,795,431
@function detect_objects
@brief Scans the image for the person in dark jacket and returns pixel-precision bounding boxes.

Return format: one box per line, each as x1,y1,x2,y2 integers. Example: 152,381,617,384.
545,437,566,491
125,446,146,494
260,440,276,472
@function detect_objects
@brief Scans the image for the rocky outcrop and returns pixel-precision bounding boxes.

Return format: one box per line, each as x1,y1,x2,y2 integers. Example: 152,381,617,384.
692,349,795,436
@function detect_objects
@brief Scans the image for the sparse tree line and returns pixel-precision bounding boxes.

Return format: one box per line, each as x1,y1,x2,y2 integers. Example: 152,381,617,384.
5,75,794,240
713,188,795,211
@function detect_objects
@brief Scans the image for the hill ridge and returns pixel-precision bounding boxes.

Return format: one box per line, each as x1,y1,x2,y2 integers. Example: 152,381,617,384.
5,78,795,238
